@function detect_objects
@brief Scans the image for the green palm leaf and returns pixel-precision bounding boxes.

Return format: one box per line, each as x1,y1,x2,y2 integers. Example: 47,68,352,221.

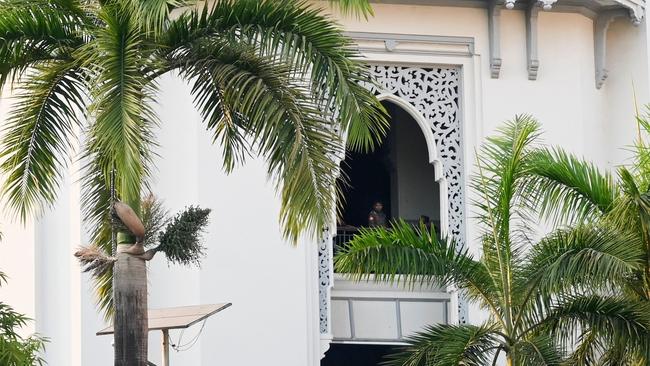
513,334,563,366
83,4,158,208
335,221,503,319
525,148,618,225
329,0,374,18
523,225,644,296
0,61,86,221
169,39,341,239
544,295,650,352
0,0,90,89
383,323,499,366
163,0,387,153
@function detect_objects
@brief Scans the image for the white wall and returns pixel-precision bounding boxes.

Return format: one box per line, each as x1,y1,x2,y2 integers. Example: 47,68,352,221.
0,2,649,365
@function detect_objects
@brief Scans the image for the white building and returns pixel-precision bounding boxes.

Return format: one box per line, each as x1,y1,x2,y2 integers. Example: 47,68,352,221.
0,0,648,365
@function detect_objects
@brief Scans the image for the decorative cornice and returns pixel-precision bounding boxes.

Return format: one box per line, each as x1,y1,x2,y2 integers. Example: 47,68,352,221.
614,0,645,24
371,0,645,23
344,32,475,56
363,0,645,86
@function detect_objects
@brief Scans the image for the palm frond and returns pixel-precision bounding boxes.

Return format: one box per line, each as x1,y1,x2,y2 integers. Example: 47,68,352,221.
544,295,650,353
472,115,542,332
328,0,375,19
82,5,158,209
0,61,87,221
163,0,388,153
74,244,116,279
79,157,114,319
334,221,502,316
522,225,644,297
0,0,90,90
565,330,604,366
632,110,650,185
525,147,618,225
166,36,344,240
125,0,195,35
513,333,563,365
473,114,541,247
383,323,500,366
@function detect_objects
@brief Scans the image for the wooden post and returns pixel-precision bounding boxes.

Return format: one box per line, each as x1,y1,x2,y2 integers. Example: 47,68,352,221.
162,329,170,366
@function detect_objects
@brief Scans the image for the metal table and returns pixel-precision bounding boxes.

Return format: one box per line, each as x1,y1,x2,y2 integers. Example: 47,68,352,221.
98,303,232,366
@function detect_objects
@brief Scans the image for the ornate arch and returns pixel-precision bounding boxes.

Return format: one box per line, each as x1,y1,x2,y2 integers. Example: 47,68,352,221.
318,65,466,336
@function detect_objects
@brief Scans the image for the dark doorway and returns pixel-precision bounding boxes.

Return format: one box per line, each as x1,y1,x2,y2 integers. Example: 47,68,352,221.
337,101,440,230
321,344,403,366
338,131,392,228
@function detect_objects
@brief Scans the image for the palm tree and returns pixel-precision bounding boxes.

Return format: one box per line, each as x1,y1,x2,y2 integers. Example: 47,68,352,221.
335,116,650,365
0,0,386,364
523,113,650,363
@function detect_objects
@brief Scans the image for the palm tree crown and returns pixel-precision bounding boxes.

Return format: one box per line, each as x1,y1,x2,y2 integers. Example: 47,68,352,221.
524,112,650,363
335,116,650,365
0,0,387,316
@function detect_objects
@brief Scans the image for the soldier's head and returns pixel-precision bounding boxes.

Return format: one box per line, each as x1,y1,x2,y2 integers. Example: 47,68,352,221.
373,201,384,212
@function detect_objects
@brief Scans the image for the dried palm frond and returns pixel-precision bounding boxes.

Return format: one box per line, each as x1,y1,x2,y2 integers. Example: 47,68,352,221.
74,245,116,279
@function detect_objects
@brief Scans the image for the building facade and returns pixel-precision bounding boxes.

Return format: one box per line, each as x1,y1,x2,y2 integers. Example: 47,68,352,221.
0,0,648,365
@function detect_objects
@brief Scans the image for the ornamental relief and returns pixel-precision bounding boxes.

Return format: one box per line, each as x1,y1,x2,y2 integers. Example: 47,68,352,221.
319,65,466,334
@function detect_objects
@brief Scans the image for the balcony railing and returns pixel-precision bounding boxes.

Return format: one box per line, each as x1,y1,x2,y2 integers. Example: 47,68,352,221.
334,220,441,257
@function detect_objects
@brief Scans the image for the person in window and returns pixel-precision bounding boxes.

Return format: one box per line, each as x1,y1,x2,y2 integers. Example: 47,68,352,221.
368,201,387,227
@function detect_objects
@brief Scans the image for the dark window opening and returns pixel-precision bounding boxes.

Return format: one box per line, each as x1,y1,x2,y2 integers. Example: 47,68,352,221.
321,344,404,366
337,129,392,228
335,101,441,254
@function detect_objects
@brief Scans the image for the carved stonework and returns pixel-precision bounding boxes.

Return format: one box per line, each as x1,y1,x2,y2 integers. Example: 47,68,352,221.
318,65,467,334
364,66,465,251
318,226,332,334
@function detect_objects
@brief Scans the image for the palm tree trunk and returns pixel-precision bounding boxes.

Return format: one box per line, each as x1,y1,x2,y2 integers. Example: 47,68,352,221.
114,243,148,366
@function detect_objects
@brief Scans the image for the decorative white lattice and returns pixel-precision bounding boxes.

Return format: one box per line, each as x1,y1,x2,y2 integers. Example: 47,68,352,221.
319,65,467,334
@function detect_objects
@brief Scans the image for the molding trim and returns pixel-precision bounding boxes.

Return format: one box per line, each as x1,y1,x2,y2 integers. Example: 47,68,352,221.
370,0,644,22
360,1,644,86
488,0,502,78
615,0,645,24
344,32,475,56
594,9,628,89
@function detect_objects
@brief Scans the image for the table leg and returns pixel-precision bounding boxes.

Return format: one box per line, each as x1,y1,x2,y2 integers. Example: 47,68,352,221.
162,329,170,366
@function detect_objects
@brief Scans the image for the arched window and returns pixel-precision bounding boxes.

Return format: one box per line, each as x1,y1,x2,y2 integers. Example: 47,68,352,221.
324,101,448,365
334,101,441,254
